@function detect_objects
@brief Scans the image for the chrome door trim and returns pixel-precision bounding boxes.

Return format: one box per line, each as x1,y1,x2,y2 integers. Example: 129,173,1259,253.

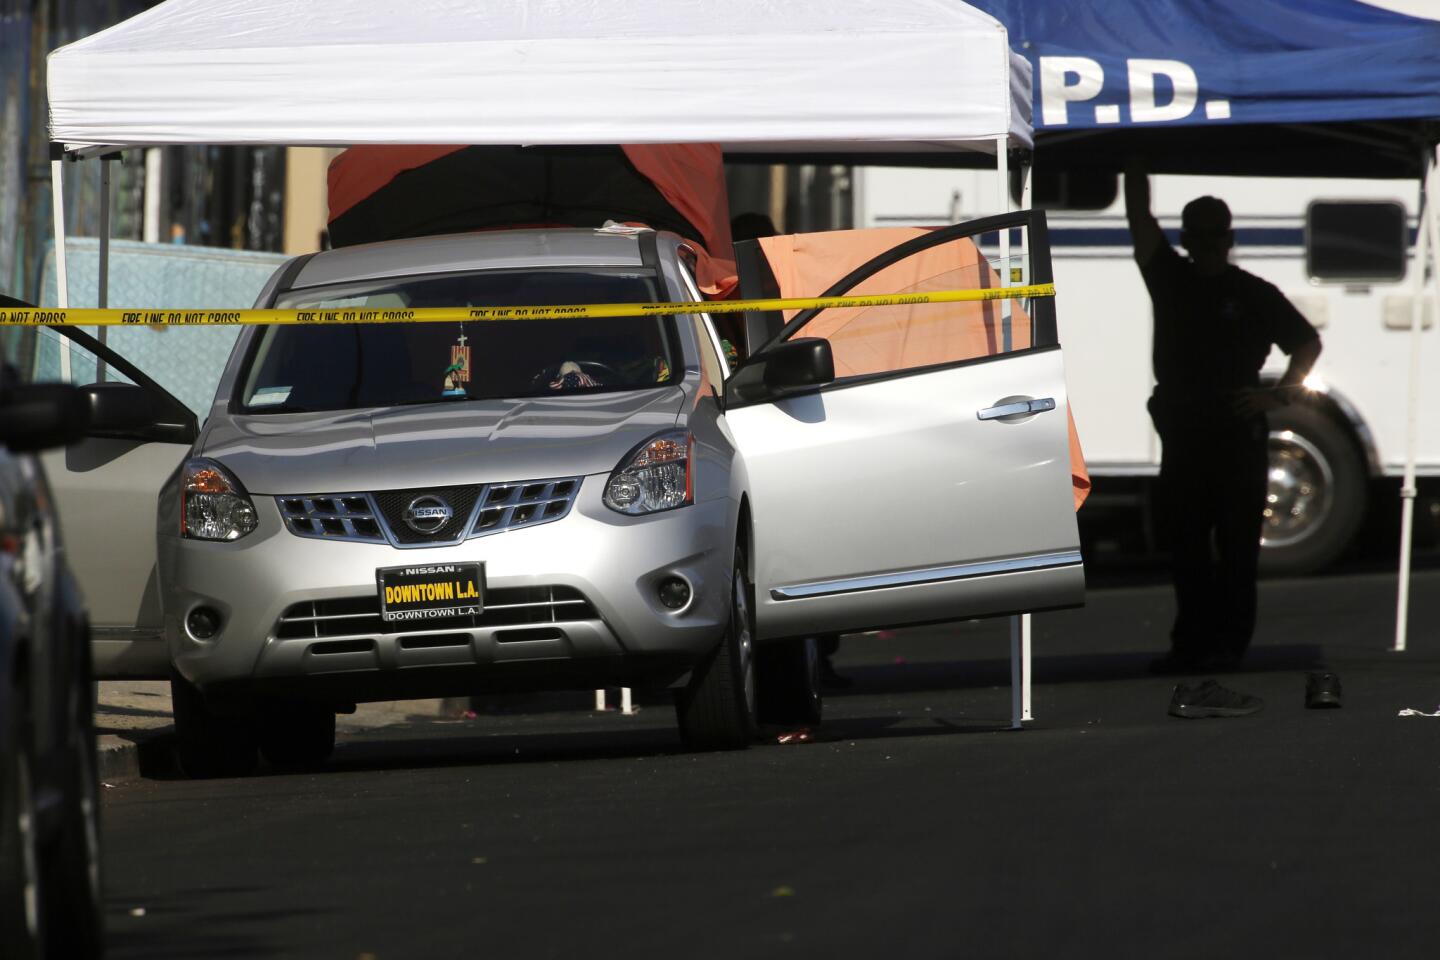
770,550,1083,601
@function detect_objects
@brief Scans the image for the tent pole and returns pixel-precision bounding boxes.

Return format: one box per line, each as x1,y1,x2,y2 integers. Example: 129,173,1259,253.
50,151,69,309
1393,147,1434,653
143,148,162,243
996,137,1028,730
98,158,111,310
1019,156,1035,723
50,148,71,382
997,136,1012,346
97,156,112,382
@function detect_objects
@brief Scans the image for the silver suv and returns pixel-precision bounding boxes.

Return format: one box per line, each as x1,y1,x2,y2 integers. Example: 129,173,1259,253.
30,217,1083,776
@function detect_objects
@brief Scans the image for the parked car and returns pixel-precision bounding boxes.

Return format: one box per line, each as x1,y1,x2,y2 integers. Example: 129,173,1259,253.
0,296,103,958
23,214,1083,777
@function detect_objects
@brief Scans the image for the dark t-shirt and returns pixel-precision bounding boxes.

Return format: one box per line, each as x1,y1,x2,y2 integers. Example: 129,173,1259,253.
1140,245,1317,407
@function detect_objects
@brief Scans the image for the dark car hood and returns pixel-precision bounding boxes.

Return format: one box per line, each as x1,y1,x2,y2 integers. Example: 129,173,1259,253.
201,388,686,494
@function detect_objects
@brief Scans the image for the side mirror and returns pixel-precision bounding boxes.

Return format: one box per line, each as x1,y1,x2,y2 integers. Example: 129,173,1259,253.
761,337,835,393
81,382,196,444
725,337,836,406
0,383,91,452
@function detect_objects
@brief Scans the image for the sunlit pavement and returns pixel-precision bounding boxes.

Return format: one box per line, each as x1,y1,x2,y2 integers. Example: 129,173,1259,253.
100,567,1440,959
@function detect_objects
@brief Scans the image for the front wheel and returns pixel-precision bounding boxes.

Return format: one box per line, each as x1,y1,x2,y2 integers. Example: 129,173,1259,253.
1259,404,1366,576
675,547,758,750
171,671,259,779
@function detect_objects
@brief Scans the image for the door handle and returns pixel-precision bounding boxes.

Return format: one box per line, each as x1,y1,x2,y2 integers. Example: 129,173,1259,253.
976,397,1056,421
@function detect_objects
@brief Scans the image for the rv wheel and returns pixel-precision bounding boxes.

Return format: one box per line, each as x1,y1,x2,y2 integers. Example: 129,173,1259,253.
1259,404,1365,576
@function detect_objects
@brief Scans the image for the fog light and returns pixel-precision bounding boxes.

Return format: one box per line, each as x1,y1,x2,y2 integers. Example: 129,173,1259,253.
186,607,221,640
657,576,692,611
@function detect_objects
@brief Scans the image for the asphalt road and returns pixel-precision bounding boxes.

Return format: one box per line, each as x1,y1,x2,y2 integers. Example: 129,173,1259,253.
99,565,1440,960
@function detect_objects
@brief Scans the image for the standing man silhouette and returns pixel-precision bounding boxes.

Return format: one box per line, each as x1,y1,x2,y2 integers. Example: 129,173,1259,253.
1125,160,1322,673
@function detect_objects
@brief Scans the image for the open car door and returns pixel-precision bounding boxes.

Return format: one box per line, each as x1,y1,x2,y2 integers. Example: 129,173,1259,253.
7,324,224,678
724,212,1084,641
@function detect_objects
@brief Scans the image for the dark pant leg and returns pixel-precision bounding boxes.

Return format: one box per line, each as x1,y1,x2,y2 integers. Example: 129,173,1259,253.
1212,418,1269,657
1150,405,1218,656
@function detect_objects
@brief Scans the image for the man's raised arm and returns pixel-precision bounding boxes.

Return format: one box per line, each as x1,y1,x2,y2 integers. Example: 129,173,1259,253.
1124,158,1165,267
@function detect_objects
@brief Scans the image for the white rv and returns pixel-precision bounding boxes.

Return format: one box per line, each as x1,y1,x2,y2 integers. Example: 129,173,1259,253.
856,167,1429,574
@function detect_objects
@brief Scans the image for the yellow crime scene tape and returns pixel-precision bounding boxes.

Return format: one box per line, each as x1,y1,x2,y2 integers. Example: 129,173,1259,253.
0,284,1055,326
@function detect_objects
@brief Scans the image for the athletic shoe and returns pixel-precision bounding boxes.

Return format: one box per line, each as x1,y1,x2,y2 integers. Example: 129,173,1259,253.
1168,679,1264,718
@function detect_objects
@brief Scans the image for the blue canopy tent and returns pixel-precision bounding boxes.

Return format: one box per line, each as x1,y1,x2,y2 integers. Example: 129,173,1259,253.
970,0,1440,178
969,0,1440,650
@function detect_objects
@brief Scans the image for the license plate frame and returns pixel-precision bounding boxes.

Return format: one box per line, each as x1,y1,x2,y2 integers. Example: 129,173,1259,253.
376,562,484,624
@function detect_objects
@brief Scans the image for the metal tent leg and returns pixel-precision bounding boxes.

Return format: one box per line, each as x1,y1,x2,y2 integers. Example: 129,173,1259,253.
98,158,111,309
1001,146,1036,730
593,688,636,715
50,149,71,382
1009,615,1027,730
50,153,69,309
97,156,113,381
1395,147,1436,653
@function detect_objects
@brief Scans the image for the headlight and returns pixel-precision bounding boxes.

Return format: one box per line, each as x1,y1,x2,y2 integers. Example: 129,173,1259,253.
181,458,258,541
603,431,693,515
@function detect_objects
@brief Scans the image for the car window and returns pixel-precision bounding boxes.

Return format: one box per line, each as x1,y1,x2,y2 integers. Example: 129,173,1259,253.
249,269,679,412
782,229,1040,380
0,324,236,418
2,325,141,389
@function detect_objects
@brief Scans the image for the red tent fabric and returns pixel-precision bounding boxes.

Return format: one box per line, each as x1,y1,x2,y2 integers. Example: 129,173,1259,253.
329,145,463,221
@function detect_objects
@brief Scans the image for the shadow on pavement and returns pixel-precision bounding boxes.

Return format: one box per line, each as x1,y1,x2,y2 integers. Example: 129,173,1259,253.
819,714,1013,741
126,641,1339,782
823,643,1328,699
127,724,691,783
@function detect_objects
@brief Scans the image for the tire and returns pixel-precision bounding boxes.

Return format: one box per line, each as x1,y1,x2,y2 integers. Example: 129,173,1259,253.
38,656,103,959
0,684,43,960
757,636,822,726
256,701,336,770
171,670,259,779
1259,404,1366,576
675,546,758,750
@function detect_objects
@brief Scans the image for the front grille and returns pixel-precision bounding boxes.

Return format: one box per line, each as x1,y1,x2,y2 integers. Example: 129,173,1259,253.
277,495,385,541
473,479,580,534
274,585,598,640
372,485,483,545
277,477,582,547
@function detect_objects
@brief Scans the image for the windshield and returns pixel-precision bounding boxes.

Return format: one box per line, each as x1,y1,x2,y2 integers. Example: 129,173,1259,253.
243,269,677,412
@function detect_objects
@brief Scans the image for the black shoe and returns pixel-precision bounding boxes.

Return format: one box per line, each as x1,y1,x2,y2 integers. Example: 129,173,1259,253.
1305,672,1343,709
1168,679,1264,719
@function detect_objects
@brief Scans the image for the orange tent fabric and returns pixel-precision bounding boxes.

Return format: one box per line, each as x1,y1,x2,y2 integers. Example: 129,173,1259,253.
623,145,736,297
327,144,737,297
756,227,1090,510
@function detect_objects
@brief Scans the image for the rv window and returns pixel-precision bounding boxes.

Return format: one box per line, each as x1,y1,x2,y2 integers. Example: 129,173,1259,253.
1306,201,1407,283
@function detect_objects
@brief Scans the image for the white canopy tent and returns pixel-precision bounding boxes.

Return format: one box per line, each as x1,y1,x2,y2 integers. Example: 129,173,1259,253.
44,0,1043,726
47,0,1030,153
